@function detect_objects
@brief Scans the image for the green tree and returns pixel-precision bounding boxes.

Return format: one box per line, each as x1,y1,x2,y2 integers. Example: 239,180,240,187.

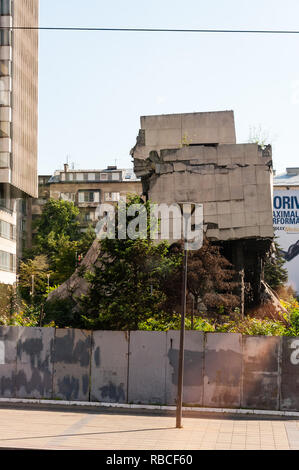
264,240,288,292
29,198,95,285
18,255,51,304
79,195,182,330
0,283,15,324
34,198,81,244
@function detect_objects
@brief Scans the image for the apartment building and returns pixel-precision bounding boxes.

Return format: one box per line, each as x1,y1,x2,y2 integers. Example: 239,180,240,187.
0,0,39,284
31,165,142,233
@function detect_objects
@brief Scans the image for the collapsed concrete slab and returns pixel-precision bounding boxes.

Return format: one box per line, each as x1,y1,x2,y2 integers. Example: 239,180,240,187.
131,111,274,309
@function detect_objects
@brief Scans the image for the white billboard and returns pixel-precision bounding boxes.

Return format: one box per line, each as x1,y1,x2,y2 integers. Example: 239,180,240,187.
273,190,299,294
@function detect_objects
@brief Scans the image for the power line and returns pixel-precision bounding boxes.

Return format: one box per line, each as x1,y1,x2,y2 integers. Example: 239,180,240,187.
3,26,299,34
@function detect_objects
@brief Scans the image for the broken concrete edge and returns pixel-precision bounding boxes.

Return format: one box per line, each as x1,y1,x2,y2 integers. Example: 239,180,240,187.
0,398,298,417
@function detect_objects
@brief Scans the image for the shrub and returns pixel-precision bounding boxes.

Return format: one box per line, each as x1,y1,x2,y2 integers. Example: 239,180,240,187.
281,298,299,337
216,317,287,336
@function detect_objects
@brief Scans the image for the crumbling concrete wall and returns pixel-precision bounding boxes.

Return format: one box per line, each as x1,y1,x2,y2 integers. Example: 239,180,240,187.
131,111,274,309
132,112,236,161
2,327,299,412
132,133,273,242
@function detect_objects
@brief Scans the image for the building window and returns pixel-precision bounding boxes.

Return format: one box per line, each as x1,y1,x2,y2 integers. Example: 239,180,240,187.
0,29,11,46
78,191,100,203
0,90,10,106
100,173,108,181
60,192,75,202
0,250,15,273
38,176,49,185
0,0,12,16
82,212,94,222
0,121,10,138
112,172,121,181
88,173,96,181
105,192,120,202
0,219,13,240
0,185,13,212
65,173,74,181
0,60,10,76
0,153,10,168
76,173,84,181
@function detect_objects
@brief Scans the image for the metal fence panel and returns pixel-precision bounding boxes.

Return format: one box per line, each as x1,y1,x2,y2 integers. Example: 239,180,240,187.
165,330,204,405
53,329,92,401
16,327,55,399
90,331,129,403
242,336,280,410
128,331,167,405
281,337,299,411
203,333,242,408
0,326,18,398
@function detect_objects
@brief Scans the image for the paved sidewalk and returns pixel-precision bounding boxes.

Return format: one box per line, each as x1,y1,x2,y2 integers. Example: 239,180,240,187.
0,405,298,450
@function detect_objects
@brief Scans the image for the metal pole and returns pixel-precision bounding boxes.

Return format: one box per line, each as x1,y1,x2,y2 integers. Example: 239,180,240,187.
31,274,35,302
176,216,188,429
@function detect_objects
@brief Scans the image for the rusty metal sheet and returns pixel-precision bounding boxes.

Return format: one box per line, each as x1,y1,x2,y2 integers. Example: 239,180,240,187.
165,330,204,406
281,337,299,410
242,336,280,410
128,331,167,405
203,333,242,408
90,331,129,403
53,329,92,401
0,326,19,398
16,327,55,399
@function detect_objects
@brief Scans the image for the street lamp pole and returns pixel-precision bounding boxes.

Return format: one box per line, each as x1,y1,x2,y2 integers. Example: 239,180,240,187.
176,240,188,428
176,210,189,429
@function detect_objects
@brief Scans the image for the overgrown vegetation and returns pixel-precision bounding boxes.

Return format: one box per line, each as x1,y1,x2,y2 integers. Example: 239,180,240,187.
264,239,288,292
25,198,95,285
1,195,297,336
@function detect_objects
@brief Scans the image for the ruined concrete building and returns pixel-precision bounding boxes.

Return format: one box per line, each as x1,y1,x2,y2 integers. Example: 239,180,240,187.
130,111,274,309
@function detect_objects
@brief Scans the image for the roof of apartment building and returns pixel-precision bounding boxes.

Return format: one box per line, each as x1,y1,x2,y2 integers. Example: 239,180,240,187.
274,168,299,187
45,166,140,184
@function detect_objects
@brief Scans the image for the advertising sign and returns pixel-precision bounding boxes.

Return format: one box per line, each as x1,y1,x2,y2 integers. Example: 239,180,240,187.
273,190,299,294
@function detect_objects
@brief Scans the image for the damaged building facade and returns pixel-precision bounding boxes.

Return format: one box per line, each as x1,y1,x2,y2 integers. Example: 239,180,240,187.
131,111,274,310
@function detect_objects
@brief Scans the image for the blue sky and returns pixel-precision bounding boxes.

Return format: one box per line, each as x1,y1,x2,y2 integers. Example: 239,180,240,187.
38,0,299,175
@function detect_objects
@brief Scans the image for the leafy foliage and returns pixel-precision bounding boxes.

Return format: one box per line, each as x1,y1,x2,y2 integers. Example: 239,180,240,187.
80,238,181,330
264,240,288,292
79,195,182,330
216,317,287,336
43,298,82,329
27,198,95,286
0,283,15,323
18,255,51,304
281,298,299,336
